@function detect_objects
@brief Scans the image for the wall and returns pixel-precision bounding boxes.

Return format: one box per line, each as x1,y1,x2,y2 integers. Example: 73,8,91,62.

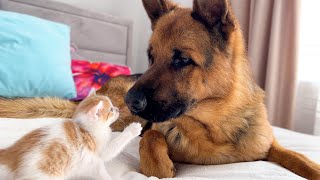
52,0,112,13
53,0,192,73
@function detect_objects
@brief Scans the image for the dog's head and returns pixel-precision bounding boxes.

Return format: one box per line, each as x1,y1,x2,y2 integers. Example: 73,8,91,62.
126,0,242,122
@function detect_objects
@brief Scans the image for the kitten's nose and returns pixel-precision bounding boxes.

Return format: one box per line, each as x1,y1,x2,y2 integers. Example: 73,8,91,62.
125,89,147,114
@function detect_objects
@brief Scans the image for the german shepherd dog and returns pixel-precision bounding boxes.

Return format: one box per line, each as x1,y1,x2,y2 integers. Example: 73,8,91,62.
0,0,319,179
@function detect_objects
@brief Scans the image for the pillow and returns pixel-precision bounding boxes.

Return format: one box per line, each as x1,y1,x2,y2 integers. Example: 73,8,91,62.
72,59,131,100
0,11,76,99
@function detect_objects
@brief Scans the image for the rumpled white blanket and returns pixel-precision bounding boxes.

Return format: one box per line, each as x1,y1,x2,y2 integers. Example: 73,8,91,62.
0,118,319,180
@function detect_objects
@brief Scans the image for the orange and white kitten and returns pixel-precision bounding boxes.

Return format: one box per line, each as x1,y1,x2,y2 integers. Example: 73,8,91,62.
0,90,142,180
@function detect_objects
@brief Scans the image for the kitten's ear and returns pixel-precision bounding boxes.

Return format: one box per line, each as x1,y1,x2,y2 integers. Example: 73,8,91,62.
88,88,96,97
88,101,104,120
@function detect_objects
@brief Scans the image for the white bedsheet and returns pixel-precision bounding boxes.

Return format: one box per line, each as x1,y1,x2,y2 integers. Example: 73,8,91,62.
0,118,319,180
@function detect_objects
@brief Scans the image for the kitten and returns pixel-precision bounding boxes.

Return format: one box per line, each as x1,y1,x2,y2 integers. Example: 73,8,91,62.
0,90,142,180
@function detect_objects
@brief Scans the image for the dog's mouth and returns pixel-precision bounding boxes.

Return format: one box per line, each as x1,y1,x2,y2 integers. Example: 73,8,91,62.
125,86,191,122
172,107,185,118
129,100,188,123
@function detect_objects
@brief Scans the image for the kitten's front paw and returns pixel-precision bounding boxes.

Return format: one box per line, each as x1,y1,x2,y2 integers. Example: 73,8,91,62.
124,122,142,137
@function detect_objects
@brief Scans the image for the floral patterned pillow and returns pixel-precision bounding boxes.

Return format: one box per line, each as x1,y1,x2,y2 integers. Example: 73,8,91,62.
72,59,131,100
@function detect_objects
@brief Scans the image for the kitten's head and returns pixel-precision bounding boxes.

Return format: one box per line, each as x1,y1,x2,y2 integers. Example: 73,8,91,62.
74,89,119,126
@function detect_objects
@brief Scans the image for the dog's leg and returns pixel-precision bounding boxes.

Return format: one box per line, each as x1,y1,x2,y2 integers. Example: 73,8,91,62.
139,130,176,178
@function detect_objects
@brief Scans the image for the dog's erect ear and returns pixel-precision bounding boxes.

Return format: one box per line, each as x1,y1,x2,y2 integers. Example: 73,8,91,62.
192,0,235,35
142,0,176,29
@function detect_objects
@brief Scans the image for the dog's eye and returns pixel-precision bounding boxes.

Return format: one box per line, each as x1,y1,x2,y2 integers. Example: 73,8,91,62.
172,49,195,69
172,57,194,69
147,48,154,65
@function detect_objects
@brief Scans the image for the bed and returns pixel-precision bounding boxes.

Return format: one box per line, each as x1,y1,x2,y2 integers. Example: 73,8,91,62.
0,0,319,179
0,118,320,180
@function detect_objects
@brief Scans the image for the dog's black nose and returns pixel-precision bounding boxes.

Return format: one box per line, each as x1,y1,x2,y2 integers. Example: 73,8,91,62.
125,89,147,113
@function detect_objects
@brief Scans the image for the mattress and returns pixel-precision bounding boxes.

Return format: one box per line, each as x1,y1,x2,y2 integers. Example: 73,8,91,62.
0,118,319,180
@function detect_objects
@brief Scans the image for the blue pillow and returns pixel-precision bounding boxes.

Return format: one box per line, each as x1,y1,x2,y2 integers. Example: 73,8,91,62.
0,11,76,99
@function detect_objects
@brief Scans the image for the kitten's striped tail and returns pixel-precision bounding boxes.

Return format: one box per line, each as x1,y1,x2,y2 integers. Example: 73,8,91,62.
0,97,77,119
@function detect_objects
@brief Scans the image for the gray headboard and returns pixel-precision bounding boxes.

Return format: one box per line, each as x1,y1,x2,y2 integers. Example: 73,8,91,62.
0,0,133,68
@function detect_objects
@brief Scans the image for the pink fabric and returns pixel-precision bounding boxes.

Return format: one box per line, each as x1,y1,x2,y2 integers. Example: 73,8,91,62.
72,59,131,100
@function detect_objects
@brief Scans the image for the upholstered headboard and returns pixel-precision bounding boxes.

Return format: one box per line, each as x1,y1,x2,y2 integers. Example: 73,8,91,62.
0,0,134,69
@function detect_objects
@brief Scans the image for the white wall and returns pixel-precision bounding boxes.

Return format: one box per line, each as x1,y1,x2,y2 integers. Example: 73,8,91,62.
53,0,192,73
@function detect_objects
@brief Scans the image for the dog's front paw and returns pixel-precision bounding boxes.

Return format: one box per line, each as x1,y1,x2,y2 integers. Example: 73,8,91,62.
124,122,142,137
140,130,176,178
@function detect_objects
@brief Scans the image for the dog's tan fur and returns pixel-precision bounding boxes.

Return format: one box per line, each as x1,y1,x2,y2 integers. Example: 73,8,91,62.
0,0,319,179
267,140,320,180
0,97,77,119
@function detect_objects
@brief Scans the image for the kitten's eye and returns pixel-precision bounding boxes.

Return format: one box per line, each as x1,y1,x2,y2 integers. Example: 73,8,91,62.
110,107,119,113
172,49,195,69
